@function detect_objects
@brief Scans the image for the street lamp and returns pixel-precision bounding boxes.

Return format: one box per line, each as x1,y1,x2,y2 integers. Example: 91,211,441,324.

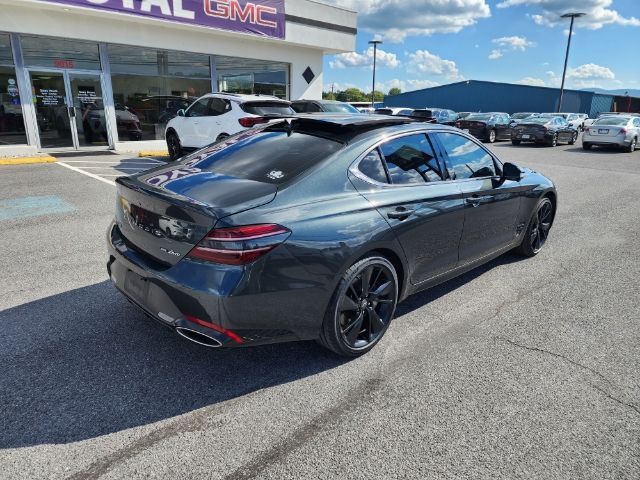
368,39,382,108
557,12,586,112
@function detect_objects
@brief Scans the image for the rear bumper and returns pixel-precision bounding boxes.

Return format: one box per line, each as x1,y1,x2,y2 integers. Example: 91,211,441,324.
582,136,630,147
511,131,550,142
106,222,319,347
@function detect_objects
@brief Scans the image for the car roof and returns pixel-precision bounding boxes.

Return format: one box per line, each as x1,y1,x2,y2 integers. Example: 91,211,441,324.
201,92,289,103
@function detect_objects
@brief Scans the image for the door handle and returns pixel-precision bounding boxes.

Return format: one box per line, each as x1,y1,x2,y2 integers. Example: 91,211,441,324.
387,208,415,220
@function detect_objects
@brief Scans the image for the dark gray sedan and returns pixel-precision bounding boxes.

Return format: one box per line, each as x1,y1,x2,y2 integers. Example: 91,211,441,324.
107,115,557,356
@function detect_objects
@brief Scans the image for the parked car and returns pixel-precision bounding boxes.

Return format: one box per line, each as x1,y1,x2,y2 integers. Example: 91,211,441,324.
456,112,511,143
165,93,295,160
457,112,473,120
511,115,578,146
291,99,360,114
509,112,538,127
584,111,639,129
373,107,411,116
582,115,640,152
109,114,556,356
541,112,587,131
357,107,376,114
414,108,458,125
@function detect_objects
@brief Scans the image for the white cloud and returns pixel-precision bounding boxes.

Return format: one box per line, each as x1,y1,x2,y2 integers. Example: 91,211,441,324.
497,0,640,30
323,0,491,42
379,78,439,93
492,35,535,50
516,77,546,86
567,63,615,80
488,49,503,60
406,50,462,79
329,46,400,69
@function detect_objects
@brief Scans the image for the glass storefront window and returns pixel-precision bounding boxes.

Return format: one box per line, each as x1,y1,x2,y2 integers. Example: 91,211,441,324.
21,35,101,70
0,34,27,145
109,45,211,141
216,56,288,99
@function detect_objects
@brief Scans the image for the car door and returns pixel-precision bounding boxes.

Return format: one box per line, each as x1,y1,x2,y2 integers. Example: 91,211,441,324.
556,117,572,142
499,115,511,139
195,97,232,145
433,131,522,265
350,132,465,284
181,97,211,147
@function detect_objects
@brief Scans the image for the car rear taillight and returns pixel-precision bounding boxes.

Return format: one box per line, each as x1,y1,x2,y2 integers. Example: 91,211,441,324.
187,224,291,265
455,121,461,128
238,116,269,128
619,128,627,135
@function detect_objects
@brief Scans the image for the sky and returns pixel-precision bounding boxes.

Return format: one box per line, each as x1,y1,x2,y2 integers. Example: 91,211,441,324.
322,0,640,94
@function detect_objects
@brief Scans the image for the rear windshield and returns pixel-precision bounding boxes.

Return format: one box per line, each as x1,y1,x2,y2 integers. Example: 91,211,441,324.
181,127,343,185
525,117,554,124
512,113,533,119
466,114,493,121
593,117,630,126
322,103,359,113
411,110,433,118
241,101,294,115
374,109,393,115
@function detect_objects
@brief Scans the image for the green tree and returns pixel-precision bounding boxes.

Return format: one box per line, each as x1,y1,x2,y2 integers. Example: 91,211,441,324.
364,90,385,102
337,87,367,102
388,87,402,96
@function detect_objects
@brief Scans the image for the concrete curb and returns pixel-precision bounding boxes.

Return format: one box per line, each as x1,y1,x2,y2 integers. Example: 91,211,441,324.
0,156,57,165
138,151,169,158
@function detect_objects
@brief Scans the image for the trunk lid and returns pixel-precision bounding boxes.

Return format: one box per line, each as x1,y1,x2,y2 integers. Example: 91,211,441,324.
114,165,277,266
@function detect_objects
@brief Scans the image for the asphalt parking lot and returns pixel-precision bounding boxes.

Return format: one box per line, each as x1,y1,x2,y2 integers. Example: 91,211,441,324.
1,139,639,479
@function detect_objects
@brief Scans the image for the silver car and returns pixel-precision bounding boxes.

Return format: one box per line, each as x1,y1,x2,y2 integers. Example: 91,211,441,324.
582,115,640,152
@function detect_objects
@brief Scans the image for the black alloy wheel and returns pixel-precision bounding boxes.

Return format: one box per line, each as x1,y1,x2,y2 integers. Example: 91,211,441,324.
569,131,578,145
516,197,554,257
548,133,558,147
319,255,398,357
216,133,230,142
167,132,182,161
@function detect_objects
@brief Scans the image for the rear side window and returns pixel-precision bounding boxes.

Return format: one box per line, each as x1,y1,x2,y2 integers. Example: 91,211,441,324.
241,102,294,115
358,149,388,183
209,98,231,116
182,129,343,185
436,132,496,180
379,134,443,184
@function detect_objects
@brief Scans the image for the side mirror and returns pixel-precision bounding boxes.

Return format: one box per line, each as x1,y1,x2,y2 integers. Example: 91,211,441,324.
177,109,185,117
502,162,522,181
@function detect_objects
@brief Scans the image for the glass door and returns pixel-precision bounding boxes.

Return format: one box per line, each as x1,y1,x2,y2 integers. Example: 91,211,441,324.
30,71,73,149
68,72,109,148
29,70,111,150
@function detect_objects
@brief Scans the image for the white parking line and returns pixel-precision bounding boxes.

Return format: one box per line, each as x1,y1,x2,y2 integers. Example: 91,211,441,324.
60,160,163,164
71,166,148,170
56,161,115,186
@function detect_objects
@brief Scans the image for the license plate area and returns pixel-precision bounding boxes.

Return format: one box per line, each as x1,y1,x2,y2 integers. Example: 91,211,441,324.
598,129,609,134
522,134,530,139
124,270,149,304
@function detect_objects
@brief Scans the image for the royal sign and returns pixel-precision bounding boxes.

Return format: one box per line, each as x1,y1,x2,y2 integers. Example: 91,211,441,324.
41,0,285,38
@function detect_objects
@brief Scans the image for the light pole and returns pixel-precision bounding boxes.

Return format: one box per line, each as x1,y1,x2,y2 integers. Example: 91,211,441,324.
557,12,585,112
369,39,382,108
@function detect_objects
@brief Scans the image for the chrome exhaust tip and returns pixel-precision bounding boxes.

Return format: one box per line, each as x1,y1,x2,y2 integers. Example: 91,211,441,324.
175,326,222,348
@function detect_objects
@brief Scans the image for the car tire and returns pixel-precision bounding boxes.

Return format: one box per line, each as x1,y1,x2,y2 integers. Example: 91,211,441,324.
582,142,592,150
511,139,521,146
515,197,554,257
487,129,496,143
216,133,229,142
318,255,398,357
166,131,183,161
627,137,637,153
568,131,578,145
547,133,558,147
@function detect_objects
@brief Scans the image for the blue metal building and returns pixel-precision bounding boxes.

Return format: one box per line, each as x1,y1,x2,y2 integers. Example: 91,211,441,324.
384,80,624,117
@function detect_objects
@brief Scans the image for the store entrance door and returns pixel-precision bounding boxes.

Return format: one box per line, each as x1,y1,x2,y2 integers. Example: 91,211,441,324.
29,69,112,150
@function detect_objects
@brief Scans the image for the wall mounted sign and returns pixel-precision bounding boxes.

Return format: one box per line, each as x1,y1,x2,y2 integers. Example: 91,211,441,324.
40,0,286,39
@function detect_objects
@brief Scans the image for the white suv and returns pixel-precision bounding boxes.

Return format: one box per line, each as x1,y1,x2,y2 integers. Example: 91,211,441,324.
165,93,294,160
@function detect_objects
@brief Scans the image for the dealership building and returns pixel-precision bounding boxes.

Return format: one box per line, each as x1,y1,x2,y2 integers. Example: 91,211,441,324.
0,0,356,156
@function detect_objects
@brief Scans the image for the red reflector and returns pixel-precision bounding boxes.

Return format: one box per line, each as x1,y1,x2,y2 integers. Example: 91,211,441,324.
187,245,276,265
184,314,244,343
238,116,268,128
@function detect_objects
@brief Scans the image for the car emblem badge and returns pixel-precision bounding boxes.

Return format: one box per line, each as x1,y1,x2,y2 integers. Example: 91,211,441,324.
160,247,181,257
267,170,284,180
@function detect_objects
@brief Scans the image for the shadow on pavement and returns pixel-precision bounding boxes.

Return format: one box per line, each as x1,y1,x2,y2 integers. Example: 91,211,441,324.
0,251,527,448
0,281,346,448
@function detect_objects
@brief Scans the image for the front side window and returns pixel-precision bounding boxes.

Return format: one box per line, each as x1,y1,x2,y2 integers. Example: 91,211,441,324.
187,98,210,117
379,134,443,184
436,132,496,180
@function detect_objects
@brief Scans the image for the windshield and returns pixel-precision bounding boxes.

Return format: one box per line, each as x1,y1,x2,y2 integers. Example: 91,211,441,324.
466,114,493,121
524,117,554,124
593,117,630,126
322,103,359,113
512,113,533,119
241,102,294,116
